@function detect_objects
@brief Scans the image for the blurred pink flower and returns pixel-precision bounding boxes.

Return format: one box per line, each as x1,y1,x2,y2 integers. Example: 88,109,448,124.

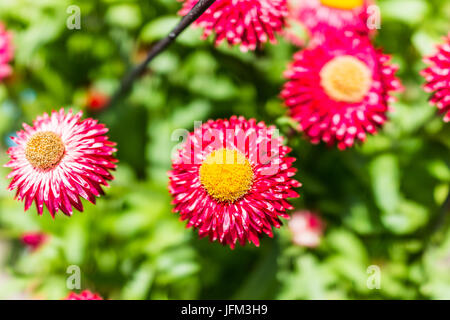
421,32,450,123
288,211,324,248
179,0,288,52
65,290,103,300
0,22,13,81
85,89,109,112
21,232,48,251
5,109,117,217
281,32,402,149
294,0,371,37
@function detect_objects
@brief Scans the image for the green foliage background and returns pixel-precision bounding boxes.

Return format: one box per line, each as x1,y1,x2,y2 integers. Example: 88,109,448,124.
0,0,449,300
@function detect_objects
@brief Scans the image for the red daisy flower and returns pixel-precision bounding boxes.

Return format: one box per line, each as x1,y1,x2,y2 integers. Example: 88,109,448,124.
179,0,288,52
65,290,103,300
0,22,13,81
288,210,324,248
169,116,301,249
21,232,48,251
295,0,371,36
421,33,450,123
5,109,117,217
281,32,402,149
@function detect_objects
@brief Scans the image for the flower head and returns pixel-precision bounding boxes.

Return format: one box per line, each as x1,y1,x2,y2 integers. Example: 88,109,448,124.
5,109,117,217
179,0,288,52
21,232,48,251
294,0,371,36
0,22,13,81
85,89,109,112
421,33,450,122
281,32,402,149
65,290,103,300
288,211,324,248
169,116,301,248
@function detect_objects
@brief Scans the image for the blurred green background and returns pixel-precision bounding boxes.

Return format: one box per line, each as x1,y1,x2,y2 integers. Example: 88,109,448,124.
0,0,449,300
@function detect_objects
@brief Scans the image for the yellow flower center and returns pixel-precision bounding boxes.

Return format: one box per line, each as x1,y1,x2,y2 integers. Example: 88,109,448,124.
199,148,254,203
320,0,364,10
320,55,372,103
25,131,65,170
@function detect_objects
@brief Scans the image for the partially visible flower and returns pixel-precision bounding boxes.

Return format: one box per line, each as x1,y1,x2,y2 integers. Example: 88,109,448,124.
85,89,109,112
21,232,48,251
282,8,307,47
5,109,117,217
0,22,13,81
179,0,288,52
421,33,450,123
288,211,324,248
65,290,103,300
169,116,301,249
281,32,402,149
294,0,371,37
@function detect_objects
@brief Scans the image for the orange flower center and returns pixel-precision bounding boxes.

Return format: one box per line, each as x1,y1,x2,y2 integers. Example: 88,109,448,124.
320,55,372,103
25,131,65,170
199,148,254,203
320,0,364,10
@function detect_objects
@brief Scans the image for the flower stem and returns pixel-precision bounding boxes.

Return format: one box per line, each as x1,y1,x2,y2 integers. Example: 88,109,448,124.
104,0,216,110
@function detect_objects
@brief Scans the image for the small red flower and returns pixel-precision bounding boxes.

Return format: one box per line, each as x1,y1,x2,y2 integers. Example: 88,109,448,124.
421,33,450,123
281,32,402,149
0,22,13,81
294,0,372,37
21,232,48,251
179,0,288,52
5,109,117,217
288,211,324,248
169,116,301,248
85,90,109,112
65,290,103,300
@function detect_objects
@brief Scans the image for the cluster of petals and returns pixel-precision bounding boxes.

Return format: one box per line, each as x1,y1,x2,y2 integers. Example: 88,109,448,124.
65,290,103,300
5,109,117,217
281,32,402,149
0,22,13,81
179,0,288,51
421,33,450,122
288,210,324,248
294,0,372,37
169,116,300,248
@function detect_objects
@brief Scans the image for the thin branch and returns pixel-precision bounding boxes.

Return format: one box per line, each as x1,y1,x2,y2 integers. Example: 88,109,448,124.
104,0,216,110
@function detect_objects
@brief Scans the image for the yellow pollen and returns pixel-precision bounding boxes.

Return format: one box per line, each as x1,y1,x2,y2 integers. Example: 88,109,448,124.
25,131,65,170
199,148,254,203
320,55,372,103
320,0,364,10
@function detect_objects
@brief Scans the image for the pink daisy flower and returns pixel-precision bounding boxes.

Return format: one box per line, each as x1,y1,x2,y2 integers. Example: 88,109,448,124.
421,33,450,123
0,22,13,81
169,116,301,249
21,232,48,251
281,32,402,150
294,0,371,36
5,109,117,217
65,290,103,300
288,210,324,248
179,0,288,52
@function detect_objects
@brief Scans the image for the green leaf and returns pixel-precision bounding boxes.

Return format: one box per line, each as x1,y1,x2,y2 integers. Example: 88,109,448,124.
370,154,400,213
379,0,430,26
105,4,142,29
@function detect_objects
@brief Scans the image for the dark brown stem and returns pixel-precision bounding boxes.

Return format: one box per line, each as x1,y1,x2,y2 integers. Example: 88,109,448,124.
104,0,216,110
